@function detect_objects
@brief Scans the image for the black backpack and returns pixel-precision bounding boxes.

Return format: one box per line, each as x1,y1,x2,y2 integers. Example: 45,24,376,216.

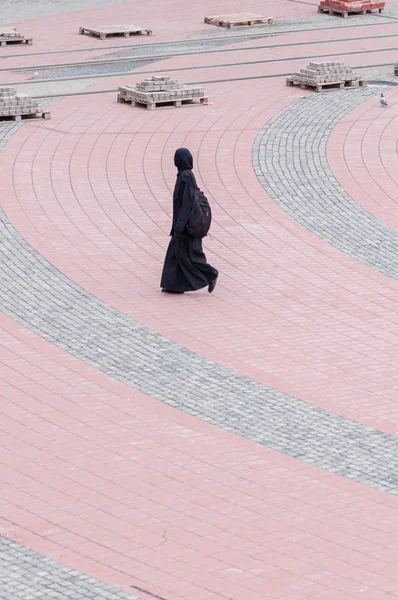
185,172,212,238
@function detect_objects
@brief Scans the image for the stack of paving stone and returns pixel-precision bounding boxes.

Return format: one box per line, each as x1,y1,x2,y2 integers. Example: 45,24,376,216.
287,61,364,90
204,13,274,27
0,26,32,46
318,0,385,16
0,87,50,121
117,75,207,110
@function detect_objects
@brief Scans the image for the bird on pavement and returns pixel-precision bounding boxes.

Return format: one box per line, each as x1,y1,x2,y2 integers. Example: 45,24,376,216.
380,92,388,107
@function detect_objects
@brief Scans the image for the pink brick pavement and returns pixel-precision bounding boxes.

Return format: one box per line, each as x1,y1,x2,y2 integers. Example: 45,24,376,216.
1,311,398,600
1,1,398,599
328,86,398,231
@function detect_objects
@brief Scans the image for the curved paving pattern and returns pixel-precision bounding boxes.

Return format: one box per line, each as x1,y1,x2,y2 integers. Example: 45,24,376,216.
2,1,398,597
253,85,398,280
2,67,398,492
5,79,398,434
0,187,397,492
2,311,398,600
327,84,398,232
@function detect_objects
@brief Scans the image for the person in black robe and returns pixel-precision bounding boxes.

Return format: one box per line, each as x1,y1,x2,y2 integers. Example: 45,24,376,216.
160,148,218,294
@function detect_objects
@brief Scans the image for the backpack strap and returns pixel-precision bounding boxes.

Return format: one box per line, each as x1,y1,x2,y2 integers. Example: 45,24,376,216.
181,169,198,190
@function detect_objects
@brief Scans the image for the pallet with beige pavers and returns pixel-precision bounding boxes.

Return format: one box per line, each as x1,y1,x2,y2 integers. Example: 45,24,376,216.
204,13,273,28
79,25,152,39
0,27,32,46
286,76,366,92
318,5,383,16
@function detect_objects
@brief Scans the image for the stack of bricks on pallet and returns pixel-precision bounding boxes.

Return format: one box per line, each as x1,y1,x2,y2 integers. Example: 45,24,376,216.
0,26,31,46
0,87,48,120
291,61,360,86
118,76,205,106
319,0,385,12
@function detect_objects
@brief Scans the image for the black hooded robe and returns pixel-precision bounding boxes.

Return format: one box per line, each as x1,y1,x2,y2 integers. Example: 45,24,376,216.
160,148,218,293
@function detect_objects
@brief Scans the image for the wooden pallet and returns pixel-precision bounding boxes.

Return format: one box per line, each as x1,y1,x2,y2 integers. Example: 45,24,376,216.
79,25,152,39
0,26,32,46
204,13,273,27
0,37,32,46
286,77,366,92
0,111,50,121
118,94,208,110
318,5,383,16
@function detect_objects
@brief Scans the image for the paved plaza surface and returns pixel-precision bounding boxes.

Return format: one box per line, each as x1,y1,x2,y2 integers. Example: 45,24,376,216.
1,0,398,599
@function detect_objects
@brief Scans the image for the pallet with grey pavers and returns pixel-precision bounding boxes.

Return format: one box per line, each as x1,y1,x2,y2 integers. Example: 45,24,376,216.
0,26,32,46
318,5,384,16
79,25,152,39
287,60,365,92
0,87,50,121
118,75,206,110
204,13,273,27
286,76,366,92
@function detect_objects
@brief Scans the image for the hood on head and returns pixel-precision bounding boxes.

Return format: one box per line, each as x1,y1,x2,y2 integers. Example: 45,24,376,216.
174,147,193,172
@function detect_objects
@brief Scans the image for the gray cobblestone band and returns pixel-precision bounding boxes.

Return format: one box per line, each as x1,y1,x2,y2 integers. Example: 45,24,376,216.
0,140,397,493
0,536,141,599
253,78,398,279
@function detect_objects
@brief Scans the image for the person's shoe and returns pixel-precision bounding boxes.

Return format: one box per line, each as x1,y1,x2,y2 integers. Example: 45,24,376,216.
161,289,184,294
208,272,218,294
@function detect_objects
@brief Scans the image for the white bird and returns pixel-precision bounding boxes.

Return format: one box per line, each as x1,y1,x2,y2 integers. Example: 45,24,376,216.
380,92,388,107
